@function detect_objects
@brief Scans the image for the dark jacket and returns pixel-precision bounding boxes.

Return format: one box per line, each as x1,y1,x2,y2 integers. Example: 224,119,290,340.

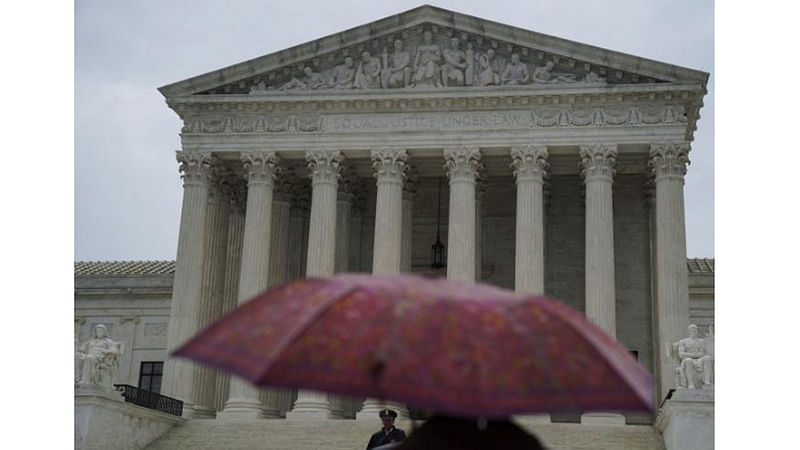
366,426,406,449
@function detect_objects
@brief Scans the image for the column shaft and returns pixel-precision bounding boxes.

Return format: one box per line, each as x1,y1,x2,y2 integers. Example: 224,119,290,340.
190,172,230,418
444,147,482,282
650,142,692,401
162,151,213,410
287,150,344,419
580,144,618,338
221,151,280,419
511,145,548,294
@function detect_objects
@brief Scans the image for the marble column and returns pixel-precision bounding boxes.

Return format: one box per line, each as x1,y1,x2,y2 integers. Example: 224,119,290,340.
510,145,549,294
259,170,296,417
190,168,231,418
214,180,246,413
357,149,407,420
443,146,483,282
401,167,417,273
162,151,214,412
370,149,407,274
287,150,344,419
579,144,618,339
221,151,281,419
649,142,691,401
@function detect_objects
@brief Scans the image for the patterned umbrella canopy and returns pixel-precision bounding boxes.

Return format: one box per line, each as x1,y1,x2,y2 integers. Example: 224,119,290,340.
174,273,653,418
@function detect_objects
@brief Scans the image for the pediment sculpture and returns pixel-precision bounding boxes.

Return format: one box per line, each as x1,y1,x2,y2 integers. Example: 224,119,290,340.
668,324,714,390
244,29,615,95
75,324,125,391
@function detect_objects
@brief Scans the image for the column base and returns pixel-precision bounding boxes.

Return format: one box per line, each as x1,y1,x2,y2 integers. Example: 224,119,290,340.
356,399,409,420
286,390,335,420
513,413,551,424
655,389,714,450
580,412,626,425
218,397,267,420
188,405,217,419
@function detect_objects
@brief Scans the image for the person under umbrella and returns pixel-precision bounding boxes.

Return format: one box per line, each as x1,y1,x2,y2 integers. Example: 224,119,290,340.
367,408,407,449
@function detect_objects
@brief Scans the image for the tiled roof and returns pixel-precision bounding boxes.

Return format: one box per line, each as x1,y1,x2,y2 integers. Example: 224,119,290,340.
687,258,714,274
74,261,176,276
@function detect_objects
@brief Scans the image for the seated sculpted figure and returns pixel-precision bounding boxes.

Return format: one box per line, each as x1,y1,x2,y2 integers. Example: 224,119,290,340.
441,37,466,87
382,39,411,88
355,51,382,89
76,324,124,391
412,31,441,87
501,53,529,85
673,324,714,389
330,56,356,89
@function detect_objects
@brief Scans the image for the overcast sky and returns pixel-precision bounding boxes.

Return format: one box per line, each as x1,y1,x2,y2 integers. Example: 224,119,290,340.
74,0,714,261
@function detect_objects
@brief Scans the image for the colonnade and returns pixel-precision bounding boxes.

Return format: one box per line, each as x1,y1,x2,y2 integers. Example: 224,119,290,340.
162,142,691,418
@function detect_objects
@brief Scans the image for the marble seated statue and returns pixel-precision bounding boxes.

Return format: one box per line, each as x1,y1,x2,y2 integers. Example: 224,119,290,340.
76,324,124,391
669,324,714,390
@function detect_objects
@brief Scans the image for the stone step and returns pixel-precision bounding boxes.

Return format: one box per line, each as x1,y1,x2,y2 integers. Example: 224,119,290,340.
146,417,666,450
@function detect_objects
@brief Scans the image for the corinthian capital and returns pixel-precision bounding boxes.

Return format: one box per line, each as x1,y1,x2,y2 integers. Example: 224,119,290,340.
648,142,691,181
510,145,549,184
273,168,296,202
443,146,483,183
371,149,408,183
242,151,281,186
579,144,618,181
176,151,214,185
306,150,345,185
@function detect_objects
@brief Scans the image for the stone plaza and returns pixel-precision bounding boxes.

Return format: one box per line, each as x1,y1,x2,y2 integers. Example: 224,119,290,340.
75,5,713,449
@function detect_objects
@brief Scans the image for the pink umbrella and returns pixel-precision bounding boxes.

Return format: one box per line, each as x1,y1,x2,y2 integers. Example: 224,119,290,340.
174,273,653,419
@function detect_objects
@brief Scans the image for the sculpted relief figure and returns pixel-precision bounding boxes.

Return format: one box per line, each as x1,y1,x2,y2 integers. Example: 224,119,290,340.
475,49,501,87
355,51,382,89
76,324,124,391
672,324,714,390
280,66,328,91
383,39,411,88
532,60,578,84
330,56,356,89
441,37,467,87
412,31,442,87
501,53,530,85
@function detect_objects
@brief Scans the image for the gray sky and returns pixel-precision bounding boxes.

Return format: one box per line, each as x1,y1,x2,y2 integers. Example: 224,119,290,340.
75,0,714,261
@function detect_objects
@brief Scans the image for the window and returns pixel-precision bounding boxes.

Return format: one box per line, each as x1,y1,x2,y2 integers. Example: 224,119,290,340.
138,362,163,393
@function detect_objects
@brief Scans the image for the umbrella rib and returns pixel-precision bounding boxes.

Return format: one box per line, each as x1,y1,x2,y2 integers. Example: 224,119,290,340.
254,284,361,382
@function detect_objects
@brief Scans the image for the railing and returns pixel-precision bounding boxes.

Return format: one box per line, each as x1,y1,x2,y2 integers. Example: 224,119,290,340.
113,384,183,417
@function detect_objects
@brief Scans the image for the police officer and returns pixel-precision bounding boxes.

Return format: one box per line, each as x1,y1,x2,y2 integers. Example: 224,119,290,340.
366,408,406,449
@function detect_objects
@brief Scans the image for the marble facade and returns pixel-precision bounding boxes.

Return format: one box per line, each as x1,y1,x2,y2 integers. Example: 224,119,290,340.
76,5,711,449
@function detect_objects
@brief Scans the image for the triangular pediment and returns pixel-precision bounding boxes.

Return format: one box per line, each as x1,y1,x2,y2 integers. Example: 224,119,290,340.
159,5,707,98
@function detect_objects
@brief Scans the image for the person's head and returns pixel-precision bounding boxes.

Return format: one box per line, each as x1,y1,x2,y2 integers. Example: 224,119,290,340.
423,31,433,43
688,324,699,338
545,61,554,70
450,37,459,48
379,408,398,428
362,51,371,60
303,66,313,76
344,56,353,67
94,324,108,338
394,39,403,51
486,49,495,59
510,53,520,64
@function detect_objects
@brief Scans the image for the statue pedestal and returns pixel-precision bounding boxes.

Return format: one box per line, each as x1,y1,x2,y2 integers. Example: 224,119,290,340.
655,389,714,450
75,386,183,449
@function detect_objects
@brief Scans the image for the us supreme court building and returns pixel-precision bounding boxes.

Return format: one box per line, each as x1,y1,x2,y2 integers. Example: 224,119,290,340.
75,5,713,449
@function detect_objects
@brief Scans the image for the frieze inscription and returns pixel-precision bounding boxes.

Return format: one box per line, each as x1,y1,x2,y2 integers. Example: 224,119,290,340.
325,112,530,131
181,105,685,134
